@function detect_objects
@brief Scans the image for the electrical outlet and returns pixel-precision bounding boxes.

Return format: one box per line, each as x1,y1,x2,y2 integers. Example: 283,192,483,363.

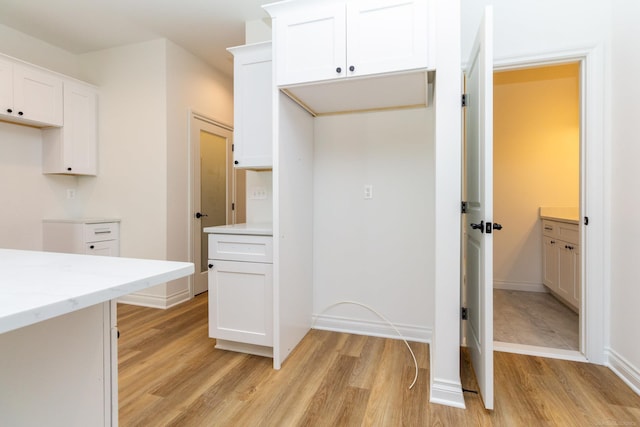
249,187,268,200
364,185,373,199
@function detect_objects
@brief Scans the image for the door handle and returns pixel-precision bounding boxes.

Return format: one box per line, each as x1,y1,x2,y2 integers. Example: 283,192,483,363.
195,212,208,219
493,223,503,231
470,221,484,233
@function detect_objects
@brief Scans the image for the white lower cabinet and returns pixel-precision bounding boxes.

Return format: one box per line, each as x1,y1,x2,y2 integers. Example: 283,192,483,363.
542,218,580,312
43,219,120,256
207,230,274,358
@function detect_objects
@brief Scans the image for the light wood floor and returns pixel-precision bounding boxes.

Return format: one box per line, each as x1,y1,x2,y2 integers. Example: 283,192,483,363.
494,289,579,350
118,294,640,426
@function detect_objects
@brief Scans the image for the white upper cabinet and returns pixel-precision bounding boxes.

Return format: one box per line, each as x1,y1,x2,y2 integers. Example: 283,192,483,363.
42,81,98,175
0,57,63,127
266,0,430,87
228,42,273,169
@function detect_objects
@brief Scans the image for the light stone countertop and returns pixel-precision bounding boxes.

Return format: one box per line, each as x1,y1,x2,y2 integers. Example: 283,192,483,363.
539,207,580,224
0,249,193,334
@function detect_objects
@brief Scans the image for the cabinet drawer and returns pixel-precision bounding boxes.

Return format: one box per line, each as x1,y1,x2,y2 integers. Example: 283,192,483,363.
84,222,119,243
542,220,557,237
557,222,579,245
209,234,273,263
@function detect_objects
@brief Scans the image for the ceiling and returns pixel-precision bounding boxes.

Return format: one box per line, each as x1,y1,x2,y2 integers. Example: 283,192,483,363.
0,0,274,77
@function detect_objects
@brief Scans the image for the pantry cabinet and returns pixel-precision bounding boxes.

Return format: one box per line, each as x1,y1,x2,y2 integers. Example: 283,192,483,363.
42,81,98,175
542,218,580,311
0,57,63,127
228,42,272,169
267,0,430,87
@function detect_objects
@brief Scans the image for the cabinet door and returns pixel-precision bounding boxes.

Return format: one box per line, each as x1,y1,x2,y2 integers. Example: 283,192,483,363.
0,58,13,119
13,65,63,126
542,236,559,292
347,0,429,77
42,82,98,175
273,2,346,86
569,245,580,309
208,260,273,346
232,43,273,169
557,243,577,309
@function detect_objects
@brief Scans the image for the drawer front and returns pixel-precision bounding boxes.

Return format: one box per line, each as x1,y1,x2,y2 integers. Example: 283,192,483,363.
542,220,557,237
209,234,273,263
557,222,579,245
84,222,119,243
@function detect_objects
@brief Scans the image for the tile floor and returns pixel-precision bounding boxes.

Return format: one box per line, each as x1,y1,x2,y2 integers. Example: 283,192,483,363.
493,289,579,350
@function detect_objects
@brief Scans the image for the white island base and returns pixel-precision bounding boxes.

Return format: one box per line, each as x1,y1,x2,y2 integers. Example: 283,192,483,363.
0,249,194,427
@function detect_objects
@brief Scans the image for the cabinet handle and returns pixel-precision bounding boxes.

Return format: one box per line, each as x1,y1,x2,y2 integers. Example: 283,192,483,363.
6,108,12,113
67,167,72,171
349,65,355,72
89,245,95,249
544,226,553,231
208,263,214,269
336,67,342,74
234,160,239,165
94,230,112,234
550,240,556,244
18,111,23,116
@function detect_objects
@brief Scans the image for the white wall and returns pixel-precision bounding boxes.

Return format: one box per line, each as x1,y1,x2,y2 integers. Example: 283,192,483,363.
609,0,640,391
0,26,81,251
166,40,233,303
312,108,434,340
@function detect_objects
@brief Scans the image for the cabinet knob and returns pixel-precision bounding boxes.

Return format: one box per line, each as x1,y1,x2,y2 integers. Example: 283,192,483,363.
234,160,239,165
89,245,95,249
67,167,72,171
336,67,342,74
6,108,12,113
18,111,23,116
208,263,214,269
349,65,355,72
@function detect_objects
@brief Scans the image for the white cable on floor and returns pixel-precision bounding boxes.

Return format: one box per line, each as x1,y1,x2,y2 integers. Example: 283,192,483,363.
312,300,419,390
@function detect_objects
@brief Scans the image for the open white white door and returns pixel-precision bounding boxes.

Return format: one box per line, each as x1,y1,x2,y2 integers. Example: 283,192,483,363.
463,6,494,410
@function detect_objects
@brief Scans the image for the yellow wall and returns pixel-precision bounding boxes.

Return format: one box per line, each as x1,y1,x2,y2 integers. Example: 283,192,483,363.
493,63,579,289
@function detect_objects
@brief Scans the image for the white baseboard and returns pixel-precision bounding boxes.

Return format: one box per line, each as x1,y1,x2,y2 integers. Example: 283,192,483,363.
430,378,466,408
606,347,640,395
312,313,431,343
117,288,190,309
494,341,587,362
494,280,548,293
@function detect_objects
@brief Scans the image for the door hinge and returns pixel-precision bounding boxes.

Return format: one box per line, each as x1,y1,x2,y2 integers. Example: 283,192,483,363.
461,307,469,320
461,94,467,107
232,143,234,152
584,216,589,226
232,203,235,211
461,201,468,214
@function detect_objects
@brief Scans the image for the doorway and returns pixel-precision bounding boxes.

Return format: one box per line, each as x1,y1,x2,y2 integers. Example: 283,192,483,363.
492,62,582,356
190,113,246,296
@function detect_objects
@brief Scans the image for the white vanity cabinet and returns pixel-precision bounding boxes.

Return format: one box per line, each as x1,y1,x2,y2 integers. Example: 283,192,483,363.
0,56,63,127
206,226,274,358
542,218,580,311
266,0,430,87
43,219,120,257
228,42,272,169
43,81,98,175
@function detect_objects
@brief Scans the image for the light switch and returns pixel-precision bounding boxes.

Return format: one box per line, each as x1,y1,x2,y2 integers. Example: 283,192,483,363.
364,185,373,199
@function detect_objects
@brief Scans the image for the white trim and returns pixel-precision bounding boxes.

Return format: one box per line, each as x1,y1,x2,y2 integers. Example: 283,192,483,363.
493,280,547,293
117,288,190,309
312,314,432,344
490,46,607,365
606,348,640,396
494,341,587,363
430,378,466,409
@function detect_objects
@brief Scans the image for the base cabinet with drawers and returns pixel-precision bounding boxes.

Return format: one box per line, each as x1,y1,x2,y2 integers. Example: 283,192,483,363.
43,219,120,257
205,227,274,358
541,218,580,312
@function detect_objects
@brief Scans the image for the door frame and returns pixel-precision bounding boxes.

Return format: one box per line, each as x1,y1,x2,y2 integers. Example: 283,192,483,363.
490,46,606,364
188,110,234,298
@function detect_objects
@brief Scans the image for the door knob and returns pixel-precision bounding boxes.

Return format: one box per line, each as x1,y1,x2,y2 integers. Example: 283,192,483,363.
493,223,503,230
195,212,208,219
470,221,484,233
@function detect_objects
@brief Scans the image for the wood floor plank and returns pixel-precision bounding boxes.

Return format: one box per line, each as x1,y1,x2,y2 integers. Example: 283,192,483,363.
118,294,640,426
